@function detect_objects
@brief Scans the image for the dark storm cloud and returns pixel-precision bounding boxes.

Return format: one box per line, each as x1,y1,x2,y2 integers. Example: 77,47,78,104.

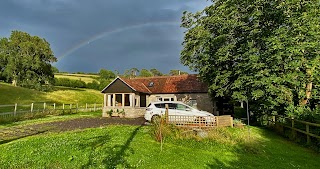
0,0,211,74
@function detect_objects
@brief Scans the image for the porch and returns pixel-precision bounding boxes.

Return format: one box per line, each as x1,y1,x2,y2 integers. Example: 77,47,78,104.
103,93,148,108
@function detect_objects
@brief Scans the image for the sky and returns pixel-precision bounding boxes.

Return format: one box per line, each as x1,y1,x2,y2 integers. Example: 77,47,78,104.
0,0,211,74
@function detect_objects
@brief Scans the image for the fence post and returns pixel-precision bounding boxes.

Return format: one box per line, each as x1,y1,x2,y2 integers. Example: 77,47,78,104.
94,103,96,111
63,103,65,110
165,104,169,123
14,103,17,116
306,124,310,145
53,103,56,110
230,117,233,127
76,103,78,113
86,103,88,111
291,118,296,139
31,103,34,113
44,102,46,111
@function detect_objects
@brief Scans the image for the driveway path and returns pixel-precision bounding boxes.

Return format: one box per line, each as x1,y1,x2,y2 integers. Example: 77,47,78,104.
0,117,146,144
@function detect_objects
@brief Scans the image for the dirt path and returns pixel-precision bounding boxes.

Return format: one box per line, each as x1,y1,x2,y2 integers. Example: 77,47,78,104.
0,117,146,143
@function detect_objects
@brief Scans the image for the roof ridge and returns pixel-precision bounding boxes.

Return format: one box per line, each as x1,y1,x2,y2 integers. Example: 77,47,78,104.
123,74,197,80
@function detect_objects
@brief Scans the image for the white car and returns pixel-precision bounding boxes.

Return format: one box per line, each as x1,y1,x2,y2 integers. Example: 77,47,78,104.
144,101,214,123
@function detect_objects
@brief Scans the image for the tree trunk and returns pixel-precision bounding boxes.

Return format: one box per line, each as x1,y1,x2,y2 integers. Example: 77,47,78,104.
300,68,313,105
300,82,312,105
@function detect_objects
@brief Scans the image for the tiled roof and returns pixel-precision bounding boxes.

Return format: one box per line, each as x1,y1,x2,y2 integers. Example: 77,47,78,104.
120,74,208,94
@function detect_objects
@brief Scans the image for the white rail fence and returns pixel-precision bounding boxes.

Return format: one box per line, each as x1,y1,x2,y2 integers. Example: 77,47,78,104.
0,103,103,119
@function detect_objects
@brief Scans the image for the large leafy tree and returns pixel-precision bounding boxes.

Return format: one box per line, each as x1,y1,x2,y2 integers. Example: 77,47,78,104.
0,31,57,90
150,68,163,76
99,69,116,79
181,0,320,114
139,69,153,77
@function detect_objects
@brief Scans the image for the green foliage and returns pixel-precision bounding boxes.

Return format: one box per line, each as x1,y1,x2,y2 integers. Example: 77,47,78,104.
107,109,113,116
234,107,247,119
0,30,57,90
51,66,59,73
181,0,320,116
150,68,163,76
123,68,139,78
139,69,153,77
286,105,320,123
99,69,116,79
54,78,86,88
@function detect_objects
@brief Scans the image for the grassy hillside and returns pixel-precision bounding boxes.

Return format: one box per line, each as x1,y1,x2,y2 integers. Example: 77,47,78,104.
0,83,103,104
54,73,99,84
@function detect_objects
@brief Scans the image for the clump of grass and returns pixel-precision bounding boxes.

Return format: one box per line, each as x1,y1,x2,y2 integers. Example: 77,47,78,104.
152,125,264,154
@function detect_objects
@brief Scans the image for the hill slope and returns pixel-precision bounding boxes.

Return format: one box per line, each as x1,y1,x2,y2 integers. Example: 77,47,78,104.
0,83,103,104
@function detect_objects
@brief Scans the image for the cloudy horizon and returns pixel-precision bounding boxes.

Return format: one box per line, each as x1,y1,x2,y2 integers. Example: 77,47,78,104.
0,0,211,74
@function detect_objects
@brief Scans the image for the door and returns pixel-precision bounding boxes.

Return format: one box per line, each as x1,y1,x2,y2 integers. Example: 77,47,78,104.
140,94,147,107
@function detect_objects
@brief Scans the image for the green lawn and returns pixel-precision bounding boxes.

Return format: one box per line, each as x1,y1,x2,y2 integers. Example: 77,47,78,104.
0,118,319,168
0,82,103,104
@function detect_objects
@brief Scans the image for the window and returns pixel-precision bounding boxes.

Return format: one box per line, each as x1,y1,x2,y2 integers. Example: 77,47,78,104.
188,99,197,108
164,98,170,101
155,103,165,108
148,82,154,87
176,104,188,111
168,103,177,109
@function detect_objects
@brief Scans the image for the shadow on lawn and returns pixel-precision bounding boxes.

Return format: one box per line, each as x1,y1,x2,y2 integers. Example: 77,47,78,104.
81,125,143,169
102,125,143,169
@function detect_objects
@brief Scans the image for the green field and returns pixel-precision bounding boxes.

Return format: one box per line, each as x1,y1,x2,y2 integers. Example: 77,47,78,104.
0,82,103,104
54,74,99,84
0,113,319,169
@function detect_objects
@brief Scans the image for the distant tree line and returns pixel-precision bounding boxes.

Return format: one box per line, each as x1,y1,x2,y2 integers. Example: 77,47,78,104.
53,68,189,90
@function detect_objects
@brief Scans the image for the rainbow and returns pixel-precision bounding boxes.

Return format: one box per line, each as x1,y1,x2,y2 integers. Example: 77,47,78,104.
58,21,181,59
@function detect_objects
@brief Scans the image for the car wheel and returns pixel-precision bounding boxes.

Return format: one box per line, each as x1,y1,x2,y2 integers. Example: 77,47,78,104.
151,115,161,124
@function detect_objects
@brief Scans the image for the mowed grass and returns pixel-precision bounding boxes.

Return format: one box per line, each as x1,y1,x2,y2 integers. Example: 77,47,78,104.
0,121,319,169
54,74,98,84
0,82,103,104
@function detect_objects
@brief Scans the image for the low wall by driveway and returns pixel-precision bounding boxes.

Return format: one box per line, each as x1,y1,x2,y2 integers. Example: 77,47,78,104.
102,107,146,118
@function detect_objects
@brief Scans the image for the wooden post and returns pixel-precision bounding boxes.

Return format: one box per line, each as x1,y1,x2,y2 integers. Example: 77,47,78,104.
63,103,65,110
14,103,17,116
76,103,78,113
306,124,310,145
53,103,56,110
216,116,219,127
291,118,296,139
86,103,88,111
94,103,96,111
31,103,34,113
43,102,46,110
230,117,233,127
165,104,169,123
70,104,72,109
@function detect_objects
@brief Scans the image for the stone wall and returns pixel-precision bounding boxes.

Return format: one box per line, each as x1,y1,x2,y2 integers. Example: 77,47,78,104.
102,107,145,118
